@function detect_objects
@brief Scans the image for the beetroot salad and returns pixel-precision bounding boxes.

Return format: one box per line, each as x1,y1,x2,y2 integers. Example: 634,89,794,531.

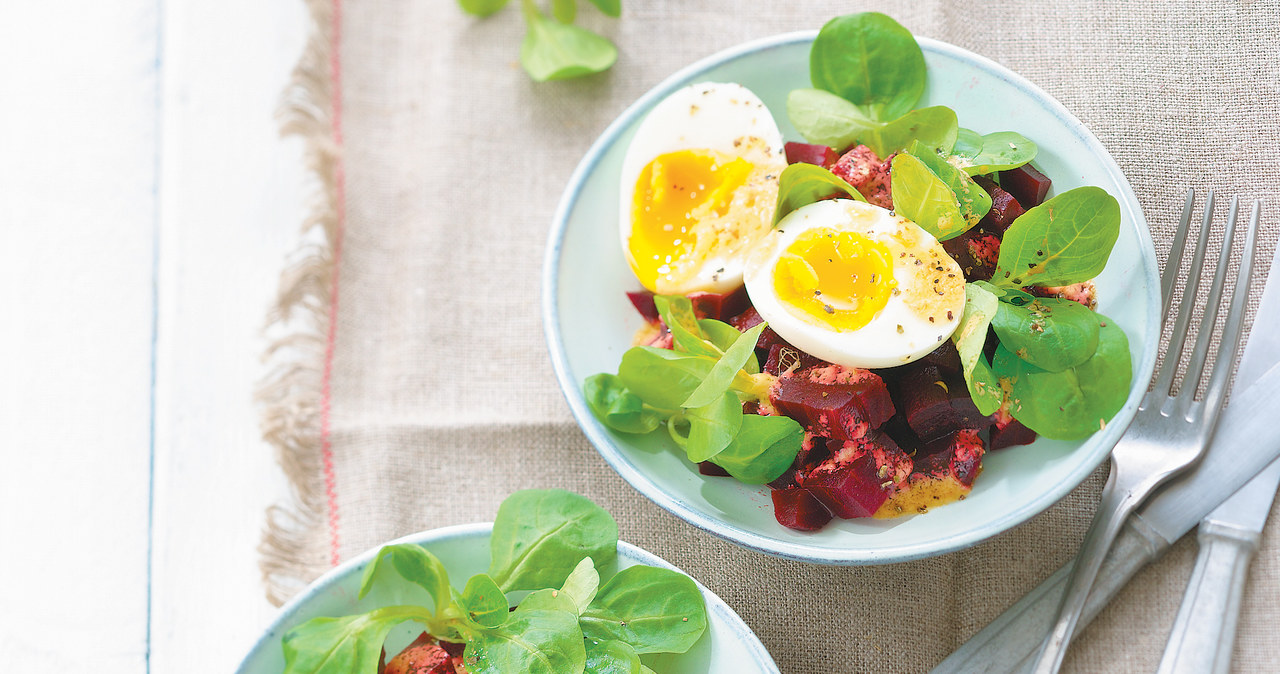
583,12,1131,532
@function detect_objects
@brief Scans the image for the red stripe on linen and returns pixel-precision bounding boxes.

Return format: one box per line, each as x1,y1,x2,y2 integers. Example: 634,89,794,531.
321,0,346,568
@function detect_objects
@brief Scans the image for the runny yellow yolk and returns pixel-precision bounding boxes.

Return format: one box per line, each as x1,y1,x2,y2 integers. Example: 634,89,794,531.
772,228,896,331
628,150,753,290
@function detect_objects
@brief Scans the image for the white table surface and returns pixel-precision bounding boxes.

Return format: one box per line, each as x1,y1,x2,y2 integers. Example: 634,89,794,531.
1,1,305,669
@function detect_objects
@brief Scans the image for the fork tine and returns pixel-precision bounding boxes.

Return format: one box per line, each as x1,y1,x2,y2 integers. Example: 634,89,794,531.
1161,189,1196,316
1170,196,1240,412
1197,200,1263,417
1151,191,1216,397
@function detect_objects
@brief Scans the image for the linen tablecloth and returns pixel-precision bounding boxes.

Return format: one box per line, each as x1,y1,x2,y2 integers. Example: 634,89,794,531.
257,1,1280,671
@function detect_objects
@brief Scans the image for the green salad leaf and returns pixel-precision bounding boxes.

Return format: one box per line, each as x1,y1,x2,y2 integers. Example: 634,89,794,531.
517,586,581,614
952,282,1004,416
788,90,958,160
283,609,430,674
558,557,602,614
861,106,958,158
906,141,991,225
583,373,661,434
618,347,713,411
709,413,805,484
951,129,1038,176
773,162,865,226
991,292,1101,372
580,566,709,654
654,295,722,358
786,87,879,151
682,323,766,408
682,391,743,462
993,315,1131,439
460,573,511,628
359,544,454,615
991,186,1121,288
810,12,925,121
457,0,510,17
585,639,643,673
584,0,621,17
466,606,587,674
488,489,618,592
700,318,760,373
519,0,618,82
461,0,621,81
890,153,970,241
552,0,577,22
586,298,796,477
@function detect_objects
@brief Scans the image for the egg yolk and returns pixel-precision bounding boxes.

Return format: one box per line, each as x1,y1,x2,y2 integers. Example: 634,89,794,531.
628,150,754,290
772,228,895,331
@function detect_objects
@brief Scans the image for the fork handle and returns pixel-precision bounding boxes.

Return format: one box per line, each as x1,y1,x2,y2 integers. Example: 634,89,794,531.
1155,521,1259,674
1030,468,1151,674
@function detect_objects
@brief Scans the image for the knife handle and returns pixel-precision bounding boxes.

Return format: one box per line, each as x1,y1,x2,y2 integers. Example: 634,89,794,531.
1155,521,1259,674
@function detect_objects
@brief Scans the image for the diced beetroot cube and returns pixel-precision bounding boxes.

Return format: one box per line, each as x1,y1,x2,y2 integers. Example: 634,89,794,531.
698,461,732,477
990,417,1038,449
726,306,785,353
638,328,674,350
999,164,1052,208
942,227,1001,282
796,433,832,471
754,325,790,355
879,411,917,445
973,175,1026,235
626,290,659,323
914,429,986,487
728,305,764,331
949,429,985,486
799,433,910,519
763,343,827,376
830,145,893,209
1028,281,1098,311
768,469,800,491
801,452,887,519
440,641,465,658
769,433,831,491
771,365,895,442
784,142,840,169
891,363,993,443
385,633,455,674
912,341,964,380
771,487,834,531
688,286,749,321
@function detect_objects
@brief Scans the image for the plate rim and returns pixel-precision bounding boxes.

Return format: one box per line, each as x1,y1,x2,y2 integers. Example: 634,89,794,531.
234,522,781,673
542,30,1160,564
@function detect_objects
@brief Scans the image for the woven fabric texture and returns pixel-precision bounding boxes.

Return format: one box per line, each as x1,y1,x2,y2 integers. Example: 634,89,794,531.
261,1,1280,671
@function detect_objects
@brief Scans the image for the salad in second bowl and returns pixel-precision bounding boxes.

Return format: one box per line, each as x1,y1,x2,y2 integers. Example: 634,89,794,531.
584,12,1132,533
272,490,755,674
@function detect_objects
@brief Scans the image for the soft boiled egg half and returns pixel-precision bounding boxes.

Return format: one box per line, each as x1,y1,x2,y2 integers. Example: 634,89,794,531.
744,199,967,369
619,82,786,295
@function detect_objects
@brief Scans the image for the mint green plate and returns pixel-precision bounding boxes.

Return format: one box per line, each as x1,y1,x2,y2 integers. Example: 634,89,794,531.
235,523,779,674
543,32,1159,564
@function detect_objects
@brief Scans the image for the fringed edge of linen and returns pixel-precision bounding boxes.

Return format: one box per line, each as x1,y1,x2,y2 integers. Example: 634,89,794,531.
256,0,340,607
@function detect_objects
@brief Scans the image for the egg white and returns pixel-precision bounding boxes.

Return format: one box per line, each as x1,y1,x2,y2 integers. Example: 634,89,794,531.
744,199,966,369
618,82,785,294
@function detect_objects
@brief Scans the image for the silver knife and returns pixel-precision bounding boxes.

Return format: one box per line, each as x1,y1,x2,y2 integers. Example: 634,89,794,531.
1156,461,1280,673
930,364,1280,674
932,238,1280,673
1156,238,1280,674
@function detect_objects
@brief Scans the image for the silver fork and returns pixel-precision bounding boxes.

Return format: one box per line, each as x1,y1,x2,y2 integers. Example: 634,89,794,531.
1029,189,1261,674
